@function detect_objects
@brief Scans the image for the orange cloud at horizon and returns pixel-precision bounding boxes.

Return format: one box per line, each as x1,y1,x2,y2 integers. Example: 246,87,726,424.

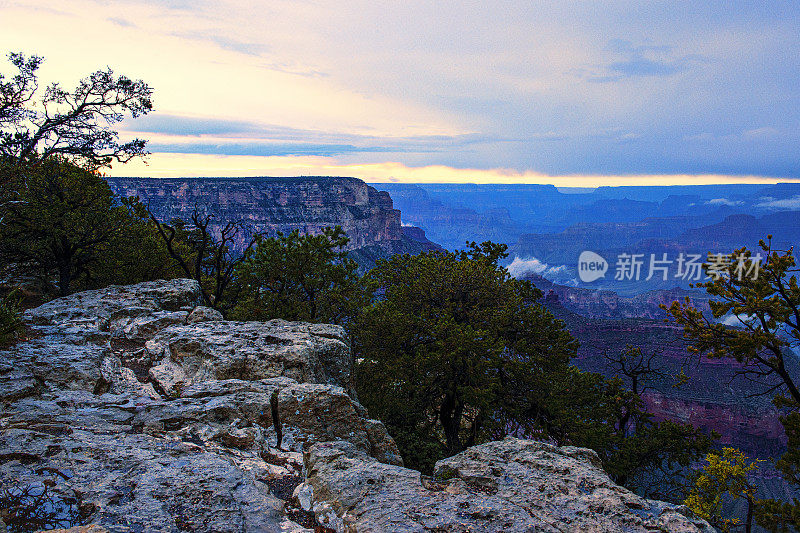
108,153,800,187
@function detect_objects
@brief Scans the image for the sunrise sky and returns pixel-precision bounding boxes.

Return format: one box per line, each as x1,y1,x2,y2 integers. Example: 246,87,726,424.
2,0,798,185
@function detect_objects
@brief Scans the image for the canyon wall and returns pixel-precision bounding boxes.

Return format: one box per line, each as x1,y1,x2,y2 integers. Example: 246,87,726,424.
107,177,421,258
542,296,790,459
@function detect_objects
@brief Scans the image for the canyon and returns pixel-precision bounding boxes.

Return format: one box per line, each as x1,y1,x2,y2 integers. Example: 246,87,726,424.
96,176,796,523
0,279,712,532
107,177,439,268
105,176,794,464
539,287,790,459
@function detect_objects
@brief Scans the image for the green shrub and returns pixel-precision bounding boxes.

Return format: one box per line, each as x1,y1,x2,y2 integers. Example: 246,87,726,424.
0,290,23,346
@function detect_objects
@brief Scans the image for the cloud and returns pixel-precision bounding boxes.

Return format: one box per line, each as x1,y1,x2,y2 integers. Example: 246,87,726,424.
109,154,800,187
719,313,753,326
706,198,744,206
127,115,261,136
261,62,329,79
122,0,204,11
125,114,453,142
743,127,780,138
582,40,706,82
146,142,397,157
124,114,499,155
507,256,568,279
107,16,136,27
756,195,800,209
170,31,269,56
12,0,800,179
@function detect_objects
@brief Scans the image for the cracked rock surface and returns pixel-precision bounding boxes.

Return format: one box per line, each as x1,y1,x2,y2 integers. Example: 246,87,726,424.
2,279,711,532
0,279,397,532
304,438,714,533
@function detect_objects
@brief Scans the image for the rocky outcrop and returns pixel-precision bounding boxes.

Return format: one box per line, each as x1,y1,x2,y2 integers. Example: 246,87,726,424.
107,176,441,270
108,176,401,252
528,274,713,320
0,279,398,532
1,279,710,532
145,320,355,397
303,438,713,533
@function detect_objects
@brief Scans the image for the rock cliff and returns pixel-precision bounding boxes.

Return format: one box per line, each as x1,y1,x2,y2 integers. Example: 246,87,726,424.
106,176,439,265
0,280,710,532
541,296,789,459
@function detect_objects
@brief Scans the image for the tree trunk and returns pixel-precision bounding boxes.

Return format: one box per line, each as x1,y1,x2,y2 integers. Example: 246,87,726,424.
745,497,753,533
58,262,71,296
440,393,463,455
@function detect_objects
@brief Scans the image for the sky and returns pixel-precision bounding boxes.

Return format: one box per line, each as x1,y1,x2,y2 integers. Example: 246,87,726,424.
1,0,799,185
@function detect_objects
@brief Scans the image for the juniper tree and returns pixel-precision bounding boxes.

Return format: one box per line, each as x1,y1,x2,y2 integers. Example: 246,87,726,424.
0,52,152,183
667,238,800,530
232,226,369,325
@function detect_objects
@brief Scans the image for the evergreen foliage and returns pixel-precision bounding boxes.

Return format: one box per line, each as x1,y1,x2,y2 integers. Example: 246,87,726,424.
0,290,22,346
668,238,800,530
232,226,369,324
353,242,712,484
0,158,178,296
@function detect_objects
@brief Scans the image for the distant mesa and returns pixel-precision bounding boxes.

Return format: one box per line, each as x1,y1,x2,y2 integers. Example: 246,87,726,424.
107,176,441,269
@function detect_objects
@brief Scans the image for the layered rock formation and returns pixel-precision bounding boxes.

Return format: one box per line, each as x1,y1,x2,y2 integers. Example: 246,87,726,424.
302,438,713,532
529,274,712,320
0,279,398,532
541,296,789,459
0,280,710,532
107,176,439,265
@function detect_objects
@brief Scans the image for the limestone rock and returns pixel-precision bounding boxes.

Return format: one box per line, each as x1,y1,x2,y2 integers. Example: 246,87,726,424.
304,438,714,533
119,309,188,342
364,418,404,467
0,366,38,401
148,359,187,398
278,383,402,466
0,376,383,532
434,438,714,533
99,355,159,398
2,339,106,392
133,378,400,463
187,305,224,324
25,278,202,328
1,279,395,532
5,279,203,396
148,319,355,394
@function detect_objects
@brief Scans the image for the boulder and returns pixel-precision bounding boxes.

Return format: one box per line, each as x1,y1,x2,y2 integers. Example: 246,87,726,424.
148,319,355,395
187,306,224,324
304,438,714,533
0,279,386,532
